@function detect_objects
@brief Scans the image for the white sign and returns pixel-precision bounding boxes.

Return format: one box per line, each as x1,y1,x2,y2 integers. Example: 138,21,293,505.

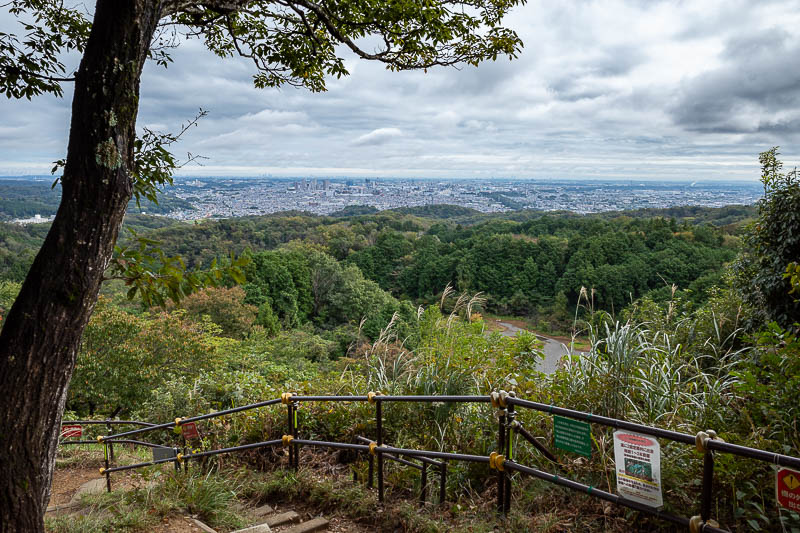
613,430,663,508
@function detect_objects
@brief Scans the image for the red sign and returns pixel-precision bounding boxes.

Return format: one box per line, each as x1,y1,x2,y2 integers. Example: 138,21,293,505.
181,422,200,440
777,468,800,511
61,425,83,438
617,433,655,447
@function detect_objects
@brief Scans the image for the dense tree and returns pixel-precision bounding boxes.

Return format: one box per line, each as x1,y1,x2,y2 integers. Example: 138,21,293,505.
0,0,523,529
347,230,413,290
180,286,257,338
733,148,800,328
68,300,214,416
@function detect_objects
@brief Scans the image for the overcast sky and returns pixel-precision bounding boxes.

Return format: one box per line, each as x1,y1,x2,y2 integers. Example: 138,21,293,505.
1,0,799,180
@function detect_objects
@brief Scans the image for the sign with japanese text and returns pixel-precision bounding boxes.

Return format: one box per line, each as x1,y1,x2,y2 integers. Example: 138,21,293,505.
553,416,592,457
181,421,200,440
613,430,663,508
60,425,82,438
777,467,800,512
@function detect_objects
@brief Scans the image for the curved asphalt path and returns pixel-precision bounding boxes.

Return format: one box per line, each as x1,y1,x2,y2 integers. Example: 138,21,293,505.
495,321,585,374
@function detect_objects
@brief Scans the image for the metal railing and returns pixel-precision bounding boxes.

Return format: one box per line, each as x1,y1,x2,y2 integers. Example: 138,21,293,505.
60,391,800,532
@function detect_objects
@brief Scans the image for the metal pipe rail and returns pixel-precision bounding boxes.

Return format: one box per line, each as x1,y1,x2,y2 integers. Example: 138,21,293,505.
103,455,186,474
181,399,282,425
181,439,283,462
355,436,421,470
103,439,285,474
96,394,488,456
511,421,557,463
62,420,157,427
507,397,696,444
355,436,444,468
291,395,490,403
66,391,800,532
61,439,172,449
503,462,728,533
98,420,177,441
99,398,284,442
378,445,489,465
506,397,800,470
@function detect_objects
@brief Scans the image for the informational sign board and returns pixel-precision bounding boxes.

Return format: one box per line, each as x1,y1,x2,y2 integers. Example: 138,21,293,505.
553,416,592,457
613,430,663,508
152,447,177,462
777,467,800,512
181,421,200,440
60,425,82,438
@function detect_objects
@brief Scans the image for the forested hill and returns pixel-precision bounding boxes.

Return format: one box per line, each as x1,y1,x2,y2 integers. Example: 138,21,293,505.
0,179,194,220
0,204,753,324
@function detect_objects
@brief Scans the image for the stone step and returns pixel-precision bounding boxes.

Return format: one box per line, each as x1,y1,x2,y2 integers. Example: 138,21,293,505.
45,501,81,515
281,517,329,533
265,511,300,528
230,523,271,533
69,478,107,503
190,517,218,533
253,503,275,517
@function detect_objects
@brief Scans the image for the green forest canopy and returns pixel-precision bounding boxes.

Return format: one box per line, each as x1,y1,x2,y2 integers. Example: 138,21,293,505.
0,204,754,325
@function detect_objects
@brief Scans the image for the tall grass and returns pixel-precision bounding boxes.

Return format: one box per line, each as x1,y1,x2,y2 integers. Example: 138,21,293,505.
558,307,745,431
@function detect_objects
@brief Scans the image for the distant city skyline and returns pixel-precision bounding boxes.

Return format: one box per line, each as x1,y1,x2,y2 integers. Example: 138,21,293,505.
1,1,799,180
164,177,762,219
0,176,761,224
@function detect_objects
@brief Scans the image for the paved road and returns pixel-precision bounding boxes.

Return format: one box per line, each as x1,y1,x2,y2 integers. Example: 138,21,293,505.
495,321,585,374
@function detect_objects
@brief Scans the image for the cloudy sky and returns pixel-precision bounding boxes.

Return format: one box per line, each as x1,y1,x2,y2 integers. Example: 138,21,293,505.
1,0,799,180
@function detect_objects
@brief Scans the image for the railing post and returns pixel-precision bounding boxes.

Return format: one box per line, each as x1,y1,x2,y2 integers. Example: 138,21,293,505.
103,442,111,493
292,401,300,470
106,421,114,463
701,450,714,522
504,401,515,515
286,402,294,468
439,460,447,505
497,408,506,513
377,398,384,503
420,461,428,503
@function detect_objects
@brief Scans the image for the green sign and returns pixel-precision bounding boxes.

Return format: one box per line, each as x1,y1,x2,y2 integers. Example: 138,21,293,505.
553,415,592,457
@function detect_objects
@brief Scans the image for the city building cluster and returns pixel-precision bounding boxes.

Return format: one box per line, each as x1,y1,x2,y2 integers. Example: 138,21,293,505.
166,177,761,220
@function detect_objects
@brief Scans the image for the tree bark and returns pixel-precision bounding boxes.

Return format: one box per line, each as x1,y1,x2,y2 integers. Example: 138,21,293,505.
0,2,159,530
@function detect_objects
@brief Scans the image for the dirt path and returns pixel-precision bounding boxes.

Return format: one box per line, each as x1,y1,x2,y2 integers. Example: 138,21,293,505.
50,466,102,506
494,320,586,374
48,462,369,532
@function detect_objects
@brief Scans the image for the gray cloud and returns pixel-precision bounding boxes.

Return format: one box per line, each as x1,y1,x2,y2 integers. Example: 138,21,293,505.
1,1,799,179
671,28,800,136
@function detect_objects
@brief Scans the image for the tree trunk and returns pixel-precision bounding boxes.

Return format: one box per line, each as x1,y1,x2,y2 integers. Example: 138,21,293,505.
0,2,159,530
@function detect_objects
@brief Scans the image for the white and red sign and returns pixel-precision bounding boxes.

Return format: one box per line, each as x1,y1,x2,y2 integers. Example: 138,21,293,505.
777,467,800,512
181,422,200,440
613,430,663,508
60,425,83,438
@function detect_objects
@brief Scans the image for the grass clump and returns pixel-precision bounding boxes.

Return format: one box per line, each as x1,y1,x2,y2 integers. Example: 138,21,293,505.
45,493,156,533
153,470,247,529
46,469,249,533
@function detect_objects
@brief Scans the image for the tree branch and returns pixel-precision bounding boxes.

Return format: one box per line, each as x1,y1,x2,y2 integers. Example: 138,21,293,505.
1,65,75,82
